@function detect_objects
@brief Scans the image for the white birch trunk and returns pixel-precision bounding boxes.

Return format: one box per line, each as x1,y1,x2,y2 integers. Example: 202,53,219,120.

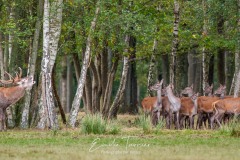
8,10,14,66
21,0,44,129
37,0,63,129
0,33,4,79
147,39,157,96
68,2,100,127
170,0,180,85
108,35,130,119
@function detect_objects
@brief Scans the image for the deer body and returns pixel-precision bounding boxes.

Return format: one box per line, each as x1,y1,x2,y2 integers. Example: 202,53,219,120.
211,98,240,128
149,80,163,125
141,96,157,114
179,94,198,129
0,76,35,131
166,84,181,129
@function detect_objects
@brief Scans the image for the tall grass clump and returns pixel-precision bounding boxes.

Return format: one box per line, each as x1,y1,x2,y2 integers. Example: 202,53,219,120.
107,121,121,135
154,119,165,134
135,115,152,134
81,114,107,134
218,119,240,137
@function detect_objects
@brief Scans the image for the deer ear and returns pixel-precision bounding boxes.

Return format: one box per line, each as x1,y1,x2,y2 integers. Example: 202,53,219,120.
190,84,193,89
160,79,164,85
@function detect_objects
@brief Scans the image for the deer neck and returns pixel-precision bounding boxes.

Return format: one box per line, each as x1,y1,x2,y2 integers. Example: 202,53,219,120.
156,89,162,105
192,99,198,115
167,90,179,105
5,86,25,105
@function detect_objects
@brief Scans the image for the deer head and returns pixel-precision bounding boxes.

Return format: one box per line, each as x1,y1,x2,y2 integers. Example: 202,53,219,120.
204,83,213,96
214,84,226,98
181,84,194,97
150,79,163,91
16,76,35,90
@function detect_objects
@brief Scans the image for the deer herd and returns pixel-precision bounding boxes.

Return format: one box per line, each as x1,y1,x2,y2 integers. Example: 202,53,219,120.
142,79,240,130
0,67,239,131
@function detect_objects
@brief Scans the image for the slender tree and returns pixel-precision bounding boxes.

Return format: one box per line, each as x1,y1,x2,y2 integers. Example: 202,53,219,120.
21,0,44,129
68,1,100,127
108,35,130,119
170,0,180,86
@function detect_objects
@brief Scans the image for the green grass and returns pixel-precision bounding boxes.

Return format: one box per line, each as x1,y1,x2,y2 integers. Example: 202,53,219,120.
0,114,240,160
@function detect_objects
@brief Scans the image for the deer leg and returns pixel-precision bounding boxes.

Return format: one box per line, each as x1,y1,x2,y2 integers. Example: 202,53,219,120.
189,116,193,129
207,113,212,129
3,110,6,131
197,112,203,129
210,113,216,129
0,108,3,131
176,112,180,130
179,115,184,129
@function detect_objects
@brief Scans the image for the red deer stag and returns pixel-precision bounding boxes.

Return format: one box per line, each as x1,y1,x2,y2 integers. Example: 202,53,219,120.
165,84,181,129
0,71,35,131
211,98,240,129
149,79,163,125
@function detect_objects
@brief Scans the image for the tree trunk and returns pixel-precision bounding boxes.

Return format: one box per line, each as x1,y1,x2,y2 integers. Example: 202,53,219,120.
128,36,137,114
102,55,119,118
202,0,209,94
68,2,100,127
52,64,66,124
170,0,180,86
0,33,4,78
60,55,67,112
161,54,169,86
66,56,73,113
37,0,62,129
208,54,214,85
233,0,240,97
147,39,157,97
108,35,130,119
21,0,43,129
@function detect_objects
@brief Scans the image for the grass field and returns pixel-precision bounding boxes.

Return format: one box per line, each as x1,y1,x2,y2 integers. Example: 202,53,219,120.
0,114,240,160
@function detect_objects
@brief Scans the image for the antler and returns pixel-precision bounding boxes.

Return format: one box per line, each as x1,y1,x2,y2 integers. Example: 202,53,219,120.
14,67,22,82
0,71,15,85
0,67,22,85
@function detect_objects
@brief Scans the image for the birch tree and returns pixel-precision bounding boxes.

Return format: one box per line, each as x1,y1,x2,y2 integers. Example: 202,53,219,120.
21,0,44,129
147,39,157,97
68,1,100,127
170,0,180,86
108,35,130,119
37,0,63,129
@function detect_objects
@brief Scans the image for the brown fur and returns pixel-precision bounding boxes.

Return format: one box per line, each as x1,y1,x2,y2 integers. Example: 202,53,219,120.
211,98,240,128
0,76,35,131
